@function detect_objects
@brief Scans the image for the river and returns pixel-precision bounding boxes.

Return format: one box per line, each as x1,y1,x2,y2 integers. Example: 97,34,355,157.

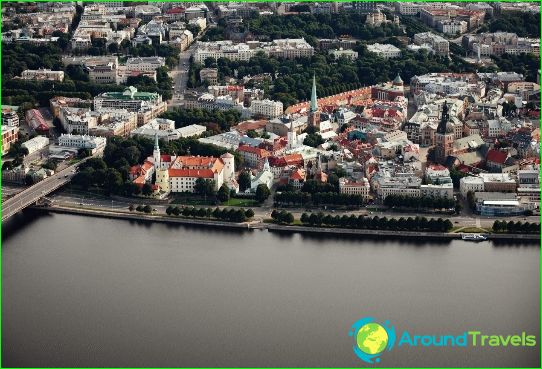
2,210,540,367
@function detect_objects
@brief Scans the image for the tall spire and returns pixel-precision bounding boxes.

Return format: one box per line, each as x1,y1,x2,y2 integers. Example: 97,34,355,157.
310,74,318,112
154,132,160,150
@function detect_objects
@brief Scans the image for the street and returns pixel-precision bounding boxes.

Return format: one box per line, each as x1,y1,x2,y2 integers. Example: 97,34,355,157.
46,189,540,231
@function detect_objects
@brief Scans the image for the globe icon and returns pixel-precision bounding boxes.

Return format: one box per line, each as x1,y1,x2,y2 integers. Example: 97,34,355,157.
356,322,389,355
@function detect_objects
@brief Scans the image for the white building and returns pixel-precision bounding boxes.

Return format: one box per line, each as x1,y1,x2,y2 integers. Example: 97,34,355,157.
459,176,484,197
366,43,401,59
58,133,106,153
250,99,283,118
330,48,358,60
125,57,166,72
194,39,314,63
420,183,454,199
21,69,64,82
339,177,370,200
22,136,50,155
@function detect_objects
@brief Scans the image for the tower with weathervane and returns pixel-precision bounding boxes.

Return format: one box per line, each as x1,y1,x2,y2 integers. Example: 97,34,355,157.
307,75,321,128
434,102,455,164
153,133,170,194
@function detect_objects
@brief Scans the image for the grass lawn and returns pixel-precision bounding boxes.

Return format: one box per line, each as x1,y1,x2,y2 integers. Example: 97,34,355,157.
170,195,216,206
458,227,490,233
222,198,260,207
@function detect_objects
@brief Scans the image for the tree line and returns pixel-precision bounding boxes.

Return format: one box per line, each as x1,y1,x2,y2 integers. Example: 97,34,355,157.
165,205,254,223
492,220,539,234
300,213,454,232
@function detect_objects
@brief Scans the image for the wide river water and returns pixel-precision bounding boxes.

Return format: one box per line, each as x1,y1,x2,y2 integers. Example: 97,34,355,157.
2,210,540,367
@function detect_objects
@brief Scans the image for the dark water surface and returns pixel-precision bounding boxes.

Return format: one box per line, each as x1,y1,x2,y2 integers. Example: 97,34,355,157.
2,211,540,367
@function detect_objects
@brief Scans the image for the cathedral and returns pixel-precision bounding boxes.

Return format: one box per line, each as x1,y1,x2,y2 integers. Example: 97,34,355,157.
434,102,455,164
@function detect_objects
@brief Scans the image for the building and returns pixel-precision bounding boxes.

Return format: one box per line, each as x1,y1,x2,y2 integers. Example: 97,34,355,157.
94,86,163,111
25,109,50,135
330,48,358,60
199,68,218,85
420,183,454,199
143,136,236,194
193,39,314,63
130,119,206,141
58,133,106,154
307,75,321,128
339,177,370,201
366,43,401,59
479,173,517,192
459,176,484,197
2,108,19,127
434,102,455,164
249,99,283,118
413,32,449,56
125,57,166,72
237,145,271,169
1,125,19,156
20,69,64,82
22,136,49,155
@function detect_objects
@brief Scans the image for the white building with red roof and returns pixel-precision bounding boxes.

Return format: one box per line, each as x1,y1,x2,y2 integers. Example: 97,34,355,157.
131,135,237,195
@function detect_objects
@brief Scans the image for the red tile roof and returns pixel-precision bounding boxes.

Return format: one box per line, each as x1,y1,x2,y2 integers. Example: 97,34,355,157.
486,149,508,165
237,145,270,157
168,169,215,178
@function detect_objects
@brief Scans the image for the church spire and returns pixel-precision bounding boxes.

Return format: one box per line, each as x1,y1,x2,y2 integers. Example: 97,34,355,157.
154,132,160,150
310,74,318,112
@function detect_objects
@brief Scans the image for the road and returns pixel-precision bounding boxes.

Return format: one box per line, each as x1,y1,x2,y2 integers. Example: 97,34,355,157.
1,160,84,222
168,39,199,109
45,190,540,230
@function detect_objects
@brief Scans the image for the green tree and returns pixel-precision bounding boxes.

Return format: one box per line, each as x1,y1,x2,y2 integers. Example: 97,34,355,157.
238,171,252,192
142,183,153,196
255,184,271,203
217,184,230,202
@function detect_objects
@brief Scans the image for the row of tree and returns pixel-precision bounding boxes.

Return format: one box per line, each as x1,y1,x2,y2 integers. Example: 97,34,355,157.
270,210,295,224
492,220,539,234
274,191,365,207
300,213,454,232
165,205,254,223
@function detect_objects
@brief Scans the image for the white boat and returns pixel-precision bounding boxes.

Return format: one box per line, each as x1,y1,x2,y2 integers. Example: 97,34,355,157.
461,234,487,241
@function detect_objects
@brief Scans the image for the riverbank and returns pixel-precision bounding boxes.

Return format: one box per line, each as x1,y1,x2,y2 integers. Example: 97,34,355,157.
33,205,540,242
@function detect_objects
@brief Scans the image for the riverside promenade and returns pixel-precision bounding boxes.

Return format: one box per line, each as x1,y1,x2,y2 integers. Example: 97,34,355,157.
31,205,540,242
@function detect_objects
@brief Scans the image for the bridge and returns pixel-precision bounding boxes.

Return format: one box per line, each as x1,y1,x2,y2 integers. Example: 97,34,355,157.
2,161,85,222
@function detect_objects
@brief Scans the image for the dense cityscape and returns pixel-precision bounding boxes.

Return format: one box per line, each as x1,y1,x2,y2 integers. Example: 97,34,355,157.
1,1,541,368
1,2,541,231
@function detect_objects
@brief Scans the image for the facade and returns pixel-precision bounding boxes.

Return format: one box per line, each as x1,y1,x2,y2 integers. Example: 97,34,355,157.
413,32,449,56
20,69,64,81
125,57,166,72
58,133,107,154
2,109,20,127
339,177,370,200
1,125,19,156
249,99,283,118
194,39,314,63
22,136,49,155
199,68,218,85
237,145,271,169
366,43,401,59
459,176,484,197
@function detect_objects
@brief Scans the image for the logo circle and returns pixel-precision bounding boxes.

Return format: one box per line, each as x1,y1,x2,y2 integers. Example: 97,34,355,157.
356,322,389,355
